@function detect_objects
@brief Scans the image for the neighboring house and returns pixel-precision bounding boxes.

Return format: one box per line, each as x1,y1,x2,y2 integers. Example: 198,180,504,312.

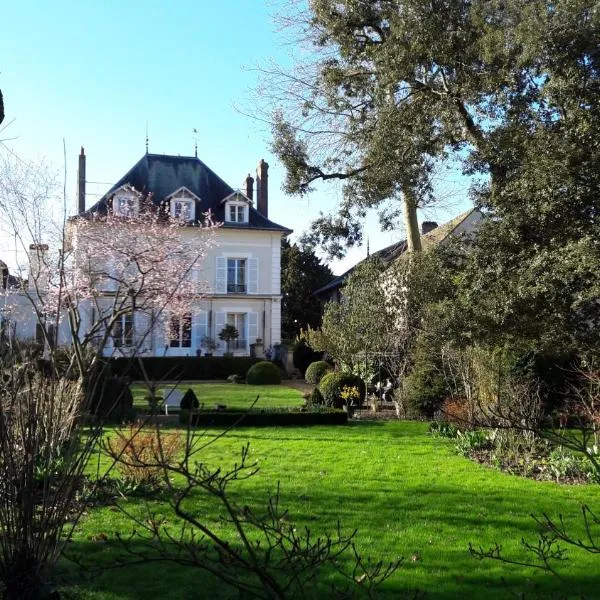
313,208,484,304
4,150,292,357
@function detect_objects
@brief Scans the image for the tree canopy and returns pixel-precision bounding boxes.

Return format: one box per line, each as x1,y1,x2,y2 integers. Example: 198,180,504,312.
267,0,599,257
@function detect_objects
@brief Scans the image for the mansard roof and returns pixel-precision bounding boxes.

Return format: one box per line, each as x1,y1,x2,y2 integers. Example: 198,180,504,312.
88,153,291,233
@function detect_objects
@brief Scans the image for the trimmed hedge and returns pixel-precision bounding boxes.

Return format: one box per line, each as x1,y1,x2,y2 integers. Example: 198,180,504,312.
110,357,262,380
246,361,282,385
305,360,332,384
180,408,347,427
319,372,366,409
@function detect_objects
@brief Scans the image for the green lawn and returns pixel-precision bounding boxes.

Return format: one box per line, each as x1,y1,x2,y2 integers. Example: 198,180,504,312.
62,420,600,599
131,382,305,410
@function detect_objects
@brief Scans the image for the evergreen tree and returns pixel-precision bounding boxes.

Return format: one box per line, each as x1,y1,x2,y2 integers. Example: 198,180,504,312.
281,238,333,340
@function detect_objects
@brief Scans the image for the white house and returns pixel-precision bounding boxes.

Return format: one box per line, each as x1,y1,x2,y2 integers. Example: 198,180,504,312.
3,149,292,358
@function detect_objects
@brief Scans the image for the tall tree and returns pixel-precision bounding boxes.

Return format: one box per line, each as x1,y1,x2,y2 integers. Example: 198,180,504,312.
281,238,333,340
266,0,599,257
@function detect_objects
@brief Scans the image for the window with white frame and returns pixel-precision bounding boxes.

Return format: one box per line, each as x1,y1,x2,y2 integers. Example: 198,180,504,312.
172,199,193,220
227,258,246,293
169,312,192,348
226,313,247,350
226,203,247,223
113,312,134,347
114,195,138,217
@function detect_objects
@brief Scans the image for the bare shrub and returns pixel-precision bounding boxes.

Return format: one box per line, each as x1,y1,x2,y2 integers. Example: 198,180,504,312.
105,423,183,487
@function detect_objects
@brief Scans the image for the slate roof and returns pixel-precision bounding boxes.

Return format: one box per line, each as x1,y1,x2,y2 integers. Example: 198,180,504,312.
87,153,291,233
313,208,480,297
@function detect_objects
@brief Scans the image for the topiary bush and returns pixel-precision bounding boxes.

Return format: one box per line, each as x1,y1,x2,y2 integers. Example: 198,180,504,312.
305,360,332,384
306,386,325,407
180,388,199,410
86,375,134,423
318,372,365,409
246,361,282,385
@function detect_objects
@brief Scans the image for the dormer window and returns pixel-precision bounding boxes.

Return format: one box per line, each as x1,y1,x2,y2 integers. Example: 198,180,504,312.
166,187,198,221
173,199,192,220
227,202,248,224
114,195,138,217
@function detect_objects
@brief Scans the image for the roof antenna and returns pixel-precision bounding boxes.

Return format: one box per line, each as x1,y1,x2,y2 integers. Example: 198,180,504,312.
193,128,198,158
145,121,149,154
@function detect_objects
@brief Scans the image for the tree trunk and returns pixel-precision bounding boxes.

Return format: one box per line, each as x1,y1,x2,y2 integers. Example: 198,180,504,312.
402,190,421,252
0,89,4,126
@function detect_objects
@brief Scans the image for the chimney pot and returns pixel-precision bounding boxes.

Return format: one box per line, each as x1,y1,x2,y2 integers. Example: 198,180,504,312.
78,147,86,216
256,159,269,218
421,221,438,235
244,173,254,202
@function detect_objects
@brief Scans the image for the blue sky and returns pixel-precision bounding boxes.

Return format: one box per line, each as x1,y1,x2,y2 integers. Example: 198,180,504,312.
0,0,472,274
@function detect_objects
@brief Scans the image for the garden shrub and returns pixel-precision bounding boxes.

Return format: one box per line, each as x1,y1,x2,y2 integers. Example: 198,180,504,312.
319,372,365,408
180,388,199,410
305,360,332,384
403,360,448,418
440,397,470,424
106,424,183,488
306,387,325,407
246,361,282,385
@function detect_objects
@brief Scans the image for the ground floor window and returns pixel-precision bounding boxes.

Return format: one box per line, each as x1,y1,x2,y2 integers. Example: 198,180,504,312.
169,312,192,348
226,313,247,350
113,312,134,348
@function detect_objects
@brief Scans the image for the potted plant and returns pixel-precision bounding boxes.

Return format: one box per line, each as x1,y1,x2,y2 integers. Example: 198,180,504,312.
200,336,218,357
218,324,239,355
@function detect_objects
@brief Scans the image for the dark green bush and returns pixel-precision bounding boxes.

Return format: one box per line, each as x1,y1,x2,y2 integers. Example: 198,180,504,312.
305,360,332,384
110,356,262,380
181,407,347,427
180,388,199,410
403,360,448,418
306,387,325,407
318,372,366,409
246,361,282,385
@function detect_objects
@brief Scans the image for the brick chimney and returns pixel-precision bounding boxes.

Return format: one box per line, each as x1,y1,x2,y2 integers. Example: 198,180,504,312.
77,147,86,215
244,173,254,202
256,159,269,218
421,221,438,235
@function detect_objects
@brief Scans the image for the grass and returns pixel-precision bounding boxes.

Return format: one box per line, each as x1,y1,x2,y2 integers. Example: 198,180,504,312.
61,418,600,599
131,382,305,411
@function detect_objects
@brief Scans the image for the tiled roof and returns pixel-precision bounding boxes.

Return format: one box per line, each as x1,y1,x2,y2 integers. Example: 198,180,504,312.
313,208,479,296
87,154,291,233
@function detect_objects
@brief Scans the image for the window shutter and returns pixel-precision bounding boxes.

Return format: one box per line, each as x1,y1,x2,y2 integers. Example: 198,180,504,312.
193,311,208,349
248,258,258,294
215,311,226,350
216,257,227,293
248,312,258,343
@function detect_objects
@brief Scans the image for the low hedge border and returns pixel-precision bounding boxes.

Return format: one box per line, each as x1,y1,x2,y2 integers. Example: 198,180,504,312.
180,408,348,427
110,357,263,380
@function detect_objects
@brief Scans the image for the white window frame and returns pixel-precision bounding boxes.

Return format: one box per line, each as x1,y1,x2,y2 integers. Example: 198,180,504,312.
114,195,139,217
113,312,134,348
227,258,247,294
226,202,248,224
172,199,193,220
169,312,192,348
